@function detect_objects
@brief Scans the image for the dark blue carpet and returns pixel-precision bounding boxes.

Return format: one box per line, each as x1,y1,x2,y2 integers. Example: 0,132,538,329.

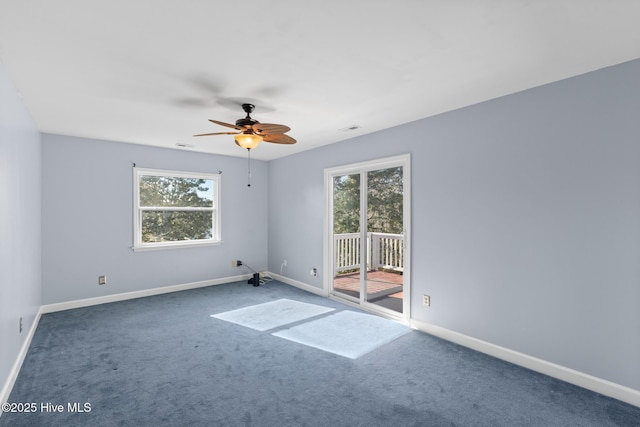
1,281,639,426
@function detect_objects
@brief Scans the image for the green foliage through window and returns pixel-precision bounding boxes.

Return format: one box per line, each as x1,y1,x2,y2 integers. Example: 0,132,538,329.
333,167,403,235
367,167,403,234
134,169,220,248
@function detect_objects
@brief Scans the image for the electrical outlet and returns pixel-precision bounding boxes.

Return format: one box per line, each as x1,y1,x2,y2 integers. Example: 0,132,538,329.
231,260,243,267
98,275,106,285
423,294,431,307
310,267,317,277
19,317,23,333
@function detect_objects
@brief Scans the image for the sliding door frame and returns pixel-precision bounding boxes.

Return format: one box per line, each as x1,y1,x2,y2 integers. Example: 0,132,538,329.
323,154,411,322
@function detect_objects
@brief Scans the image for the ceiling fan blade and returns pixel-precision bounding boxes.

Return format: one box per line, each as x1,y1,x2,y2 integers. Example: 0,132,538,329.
209,119,244,130
253,123,291,135
193,131,239,137
263,133,296,144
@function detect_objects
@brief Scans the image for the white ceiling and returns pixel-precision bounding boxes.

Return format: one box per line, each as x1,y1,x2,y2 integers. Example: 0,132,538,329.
1,1,639,160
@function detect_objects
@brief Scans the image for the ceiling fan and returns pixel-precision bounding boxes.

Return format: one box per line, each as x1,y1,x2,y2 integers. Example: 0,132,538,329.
194,103,295,187
194,103,296,149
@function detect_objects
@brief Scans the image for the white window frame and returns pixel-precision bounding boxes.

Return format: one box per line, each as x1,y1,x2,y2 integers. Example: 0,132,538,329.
133,167,221,251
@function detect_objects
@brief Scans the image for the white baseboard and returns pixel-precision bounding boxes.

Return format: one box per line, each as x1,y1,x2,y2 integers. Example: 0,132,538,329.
411,319,640,408
268,272,327,297
40,275,251,314
0,309,42,412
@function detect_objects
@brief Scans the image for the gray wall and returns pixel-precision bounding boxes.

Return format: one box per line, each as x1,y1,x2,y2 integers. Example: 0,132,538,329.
41,134,268,304
268,59,640,391
0,62,41,395
3,52,639,397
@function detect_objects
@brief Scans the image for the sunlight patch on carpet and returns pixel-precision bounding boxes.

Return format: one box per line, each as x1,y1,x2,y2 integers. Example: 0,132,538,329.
272,310,411,359
211,299,334,331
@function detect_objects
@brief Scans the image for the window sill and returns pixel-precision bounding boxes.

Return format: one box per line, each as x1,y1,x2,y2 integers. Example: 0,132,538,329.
132,240,223,252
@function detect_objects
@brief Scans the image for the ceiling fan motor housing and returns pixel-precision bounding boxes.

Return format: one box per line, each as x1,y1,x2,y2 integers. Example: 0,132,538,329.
236,117,259,128
236,103,259,128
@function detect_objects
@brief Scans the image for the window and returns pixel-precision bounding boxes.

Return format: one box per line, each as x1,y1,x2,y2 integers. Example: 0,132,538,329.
133,167,221,251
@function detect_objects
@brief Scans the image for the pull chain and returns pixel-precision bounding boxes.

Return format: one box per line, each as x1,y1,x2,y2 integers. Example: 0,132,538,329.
247,148,251,187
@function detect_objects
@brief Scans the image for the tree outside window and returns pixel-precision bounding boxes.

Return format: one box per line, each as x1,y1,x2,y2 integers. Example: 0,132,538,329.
133,168,220,250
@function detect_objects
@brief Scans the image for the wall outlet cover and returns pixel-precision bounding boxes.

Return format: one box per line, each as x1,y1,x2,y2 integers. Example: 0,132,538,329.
423,294,431,307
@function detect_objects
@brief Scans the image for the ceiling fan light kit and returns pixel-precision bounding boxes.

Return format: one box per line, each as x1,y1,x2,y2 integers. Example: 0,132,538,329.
234,131,262,150
195,103,296,186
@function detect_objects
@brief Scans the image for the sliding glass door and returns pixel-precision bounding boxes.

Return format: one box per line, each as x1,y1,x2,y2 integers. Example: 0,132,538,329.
363,166,404,312
326,155,410,320
332,173,362,300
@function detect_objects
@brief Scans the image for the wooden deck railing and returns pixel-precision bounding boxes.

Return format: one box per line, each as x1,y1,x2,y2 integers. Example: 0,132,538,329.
334,232,403,276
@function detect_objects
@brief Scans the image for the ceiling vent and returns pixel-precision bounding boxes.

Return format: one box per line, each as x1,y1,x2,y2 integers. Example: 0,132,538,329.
339,125,361,132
